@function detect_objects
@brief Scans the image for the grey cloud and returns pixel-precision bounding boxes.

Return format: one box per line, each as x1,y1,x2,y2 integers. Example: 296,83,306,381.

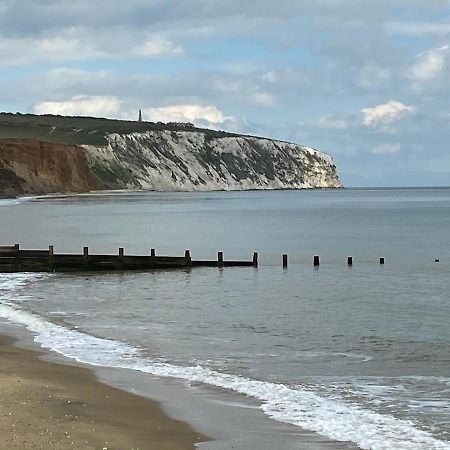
1,0,446,38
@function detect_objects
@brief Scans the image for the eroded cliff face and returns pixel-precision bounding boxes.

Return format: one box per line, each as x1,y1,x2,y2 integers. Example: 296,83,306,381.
83,131,342,191
0,139,100,197
0,130,341,197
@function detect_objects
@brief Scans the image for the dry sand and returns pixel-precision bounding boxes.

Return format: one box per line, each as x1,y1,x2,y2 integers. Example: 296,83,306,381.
0,334,208,450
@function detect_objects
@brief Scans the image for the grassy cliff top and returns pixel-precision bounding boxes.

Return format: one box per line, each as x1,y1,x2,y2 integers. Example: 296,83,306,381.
0,112,242,146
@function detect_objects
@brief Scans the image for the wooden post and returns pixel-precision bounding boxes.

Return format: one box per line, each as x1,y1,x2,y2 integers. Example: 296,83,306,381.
83,246,89,264
347,256,353,266
282,254,288,269
185,249,192,267
218,251,224,268
14,243,20,270
253,252,259,267
380,257,385,265
48,245,54,272
117,247,124,269
313,255,320,267
150,248,156,267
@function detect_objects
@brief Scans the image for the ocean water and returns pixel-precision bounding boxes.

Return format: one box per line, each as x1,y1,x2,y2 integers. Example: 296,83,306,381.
0,188,449,450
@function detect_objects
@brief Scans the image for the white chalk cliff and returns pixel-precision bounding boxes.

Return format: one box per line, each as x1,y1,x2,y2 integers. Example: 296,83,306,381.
83,131,342,191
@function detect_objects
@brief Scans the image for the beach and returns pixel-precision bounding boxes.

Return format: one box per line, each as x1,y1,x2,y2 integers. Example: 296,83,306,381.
1,189,449,450
0,333,206,450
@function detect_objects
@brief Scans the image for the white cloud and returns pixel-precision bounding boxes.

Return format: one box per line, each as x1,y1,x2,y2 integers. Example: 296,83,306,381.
38,37,83,58
252,90,276,107
0,35,98,66
33,95,120,117
409,45,449,88
371,143,401,155
212,78,242,94
361,100,416,127
0,30,182,66
141,104,231,125
134,36,183,57
357,63,391,89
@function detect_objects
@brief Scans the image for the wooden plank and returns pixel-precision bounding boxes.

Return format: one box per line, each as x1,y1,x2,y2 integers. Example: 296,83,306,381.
0,245,18,256
222,261,255,267
0,245,16,251
0,257,16,264
19,250,53,258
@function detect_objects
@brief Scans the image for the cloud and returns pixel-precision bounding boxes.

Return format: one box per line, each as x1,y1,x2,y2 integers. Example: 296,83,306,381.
0,34,98,66
252,90,277,107
371,143,401,155
261,71,278,83
315,114,348,129
361,101,416,127
387,21,450,36
33,95,120,117
0,29,183,67
133,35,183,57
409,45,449,89
140,104,232,125
356,63,392,89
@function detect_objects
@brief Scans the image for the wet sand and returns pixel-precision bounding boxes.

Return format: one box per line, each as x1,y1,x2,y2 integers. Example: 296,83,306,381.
0,334,207,450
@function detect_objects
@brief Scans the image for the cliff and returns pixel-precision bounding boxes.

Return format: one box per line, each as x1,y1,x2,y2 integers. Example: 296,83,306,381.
0,139,101,197
84,131,341,191
0,113,342,197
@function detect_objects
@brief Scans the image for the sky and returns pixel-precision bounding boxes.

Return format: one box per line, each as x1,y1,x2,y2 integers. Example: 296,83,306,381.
1,0,450,187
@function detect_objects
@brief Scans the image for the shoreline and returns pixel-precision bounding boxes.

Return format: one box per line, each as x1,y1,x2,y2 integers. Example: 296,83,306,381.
0,332,208,450
0,185,345,201
0,322,360,450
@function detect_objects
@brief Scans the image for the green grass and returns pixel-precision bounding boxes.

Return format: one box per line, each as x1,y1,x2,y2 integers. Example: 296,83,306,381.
0,112,246,146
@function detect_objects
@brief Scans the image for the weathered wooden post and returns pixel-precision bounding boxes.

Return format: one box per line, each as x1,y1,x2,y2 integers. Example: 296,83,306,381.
253,252,259,267
118,247,124,268
218,251,224,268
83,247,89,265
48,245,54,272
347,256,353,266
313,255,320,267
150,248,156,267
14,243,20,270
185,249,192,267
282,254,288,269
380,257,385,265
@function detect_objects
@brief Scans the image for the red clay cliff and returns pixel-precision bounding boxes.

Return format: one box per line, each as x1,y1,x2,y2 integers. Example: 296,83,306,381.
0,139,101,197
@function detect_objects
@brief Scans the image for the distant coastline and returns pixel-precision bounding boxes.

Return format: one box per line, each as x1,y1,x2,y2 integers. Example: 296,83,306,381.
0,113,342,197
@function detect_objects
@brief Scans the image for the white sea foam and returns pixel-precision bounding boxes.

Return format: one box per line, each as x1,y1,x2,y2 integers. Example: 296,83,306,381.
0,273,48,295
1,274,449,450
0,198,21,206
0,195,37,207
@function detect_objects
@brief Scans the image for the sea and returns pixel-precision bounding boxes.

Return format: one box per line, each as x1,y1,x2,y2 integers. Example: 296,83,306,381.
0,188,449,450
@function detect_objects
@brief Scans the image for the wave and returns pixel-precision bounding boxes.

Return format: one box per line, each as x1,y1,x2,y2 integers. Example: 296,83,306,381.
0,273,449,450
0,195,39,207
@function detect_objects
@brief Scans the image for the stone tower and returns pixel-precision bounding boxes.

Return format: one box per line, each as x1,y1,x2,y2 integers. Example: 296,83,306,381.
138,109,143,122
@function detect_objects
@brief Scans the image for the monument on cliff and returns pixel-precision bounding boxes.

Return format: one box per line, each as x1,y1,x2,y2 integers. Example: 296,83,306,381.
138,109,143,122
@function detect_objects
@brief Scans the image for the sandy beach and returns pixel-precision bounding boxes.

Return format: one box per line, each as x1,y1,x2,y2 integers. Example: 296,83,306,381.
0,333,207,450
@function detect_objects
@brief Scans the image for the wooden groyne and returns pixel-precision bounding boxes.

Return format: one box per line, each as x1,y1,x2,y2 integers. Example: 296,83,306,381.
0,244,258,273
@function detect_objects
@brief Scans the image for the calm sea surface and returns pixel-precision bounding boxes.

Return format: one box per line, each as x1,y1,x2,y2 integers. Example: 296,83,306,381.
1,188,449,449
